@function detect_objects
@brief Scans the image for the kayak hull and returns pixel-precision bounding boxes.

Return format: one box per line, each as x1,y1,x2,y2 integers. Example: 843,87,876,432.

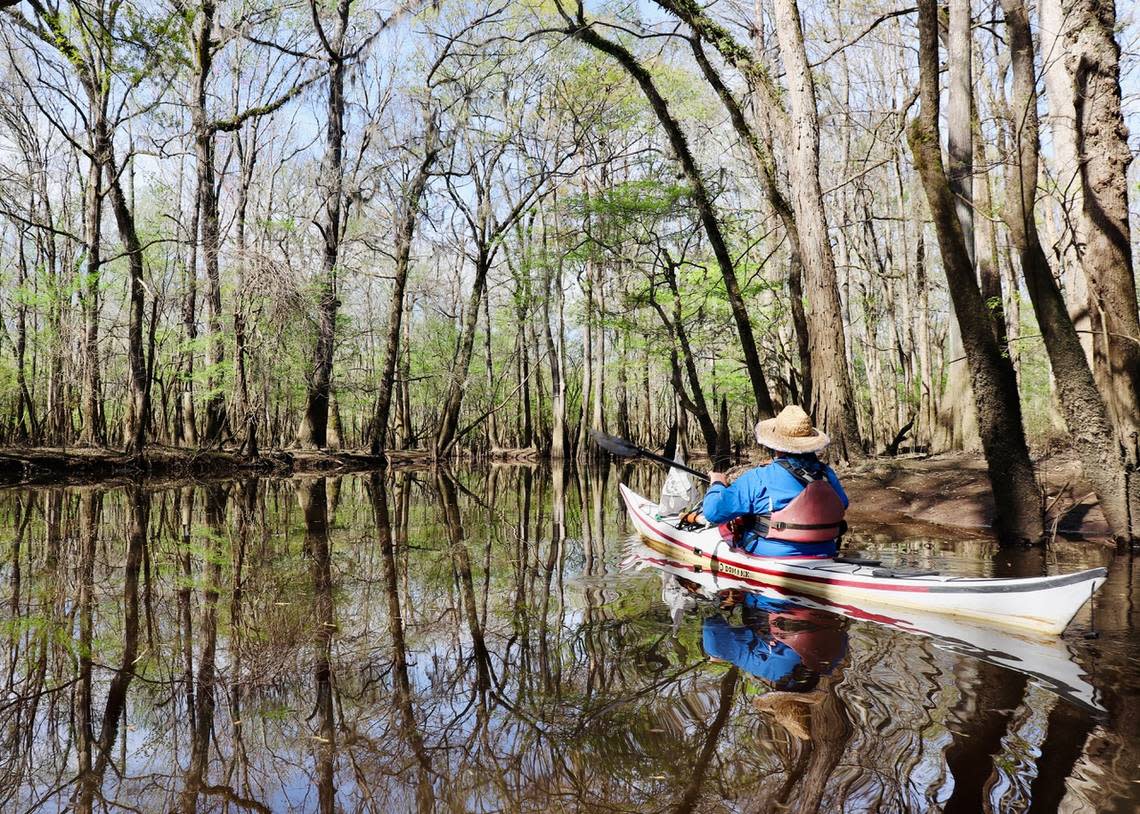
619,483,1107,636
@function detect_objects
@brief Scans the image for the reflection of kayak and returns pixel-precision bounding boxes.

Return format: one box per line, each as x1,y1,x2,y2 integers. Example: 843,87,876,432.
620,483,1107,636
627,544,1106,714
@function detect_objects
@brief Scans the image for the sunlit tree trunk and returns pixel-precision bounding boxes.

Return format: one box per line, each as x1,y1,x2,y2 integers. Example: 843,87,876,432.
1063,0,1140,473
368,113,437,455
999,0,1136,542
909,0,1042,544
768,0,861,458
297,0,350,449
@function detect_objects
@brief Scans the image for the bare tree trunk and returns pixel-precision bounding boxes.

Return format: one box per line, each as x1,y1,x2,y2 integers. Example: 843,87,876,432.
690,40,815,414
914,213,935,447
80,134,104,446
999,0,1136,541
1064,0,1140,470
297,0,350,449
935,0,980,453
768,0,861,459
192,1,228,445
368,111,438,455
909,0,1042,544
591,271,605,435
103,137,149,453
435,256,491,457
577,256,594,458
543,215,568,459
1039,0,1093,361
483,285,499,452
180,181,200,447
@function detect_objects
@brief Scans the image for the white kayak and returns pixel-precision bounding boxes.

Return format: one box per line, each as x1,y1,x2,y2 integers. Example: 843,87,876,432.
619,483,1108,636
622,540,1105,713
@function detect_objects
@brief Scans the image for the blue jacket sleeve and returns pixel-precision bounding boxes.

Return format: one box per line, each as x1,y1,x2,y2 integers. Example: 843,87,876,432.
702,472,761,523
825,467,849,508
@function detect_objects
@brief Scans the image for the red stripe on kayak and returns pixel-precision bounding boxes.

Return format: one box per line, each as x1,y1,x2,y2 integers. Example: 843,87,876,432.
625,494,932,595
641,553,908,627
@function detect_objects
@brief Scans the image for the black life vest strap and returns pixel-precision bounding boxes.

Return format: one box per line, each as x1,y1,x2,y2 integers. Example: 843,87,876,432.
774,457,825,485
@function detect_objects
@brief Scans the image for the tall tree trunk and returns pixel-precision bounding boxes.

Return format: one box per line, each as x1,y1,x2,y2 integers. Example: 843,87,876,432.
688,40,812,410
1039,0,1093,361
435,256,491,457
909,0,1043,544
999,0,1136,541
568,19,776,422
368,111,438,455
591,271,605,435
297,0,350,449
192,1,229,445
80,130,104,446
483,285,499,452
1064,0,1140,468
180,181,200,447
103,138,149,453
543,218,568,459
914,212,935,447
768,0,861,458
577,258,594,459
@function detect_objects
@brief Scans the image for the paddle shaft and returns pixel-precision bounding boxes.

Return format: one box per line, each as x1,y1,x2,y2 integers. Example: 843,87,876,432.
614,442,711,483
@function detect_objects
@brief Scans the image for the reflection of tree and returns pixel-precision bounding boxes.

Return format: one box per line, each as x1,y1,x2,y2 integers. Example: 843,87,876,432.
0,472,1130,812
437,469,493,694
671,667,739,813
299,478,337,814
180,485,228,813
942,660,1028,812
74,486,146,813
368,471,434,812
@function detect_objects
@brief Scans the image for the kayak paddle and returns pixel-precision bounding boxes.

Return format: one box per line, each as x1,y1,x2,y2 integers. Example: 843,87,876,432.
590,430,711,483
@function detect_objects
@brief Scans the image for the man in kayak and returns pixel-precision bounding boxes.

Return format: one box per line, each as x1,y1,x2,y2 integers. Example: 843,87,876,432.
703,405,848,558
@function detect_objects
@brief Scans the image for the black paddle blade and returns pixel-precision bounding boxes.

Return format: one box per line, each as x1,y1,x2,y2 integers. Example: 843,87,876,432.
590,430,641,458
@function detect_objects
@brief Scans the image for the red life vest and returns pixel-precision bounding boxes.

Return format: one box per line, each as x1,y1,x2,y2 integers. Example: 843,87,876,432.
754,460,846,543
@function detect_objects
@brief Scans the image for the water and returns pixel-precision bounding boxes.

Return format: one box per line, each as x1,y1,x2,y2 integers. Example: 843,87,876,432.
0,465,1136,813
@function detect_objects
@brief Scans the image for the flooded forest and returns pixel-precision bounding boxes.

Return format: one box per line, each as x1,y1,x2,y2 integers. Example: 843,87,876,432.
1,0,1139,811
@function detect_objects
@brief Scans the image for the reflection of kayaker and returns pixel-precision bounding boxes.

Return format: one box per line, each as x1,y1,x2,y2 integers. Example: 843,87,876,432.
702,590,848,692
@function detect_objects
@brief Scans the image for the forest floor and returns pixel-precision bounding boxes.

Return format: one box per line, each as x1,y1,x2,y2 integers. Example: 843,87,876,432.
0,444,1113,544
839,450,1112,545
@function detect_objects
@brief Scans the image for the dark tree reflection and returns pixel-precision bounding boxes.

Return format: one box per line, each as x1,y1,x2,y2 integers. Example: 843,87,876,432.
74,486,145,813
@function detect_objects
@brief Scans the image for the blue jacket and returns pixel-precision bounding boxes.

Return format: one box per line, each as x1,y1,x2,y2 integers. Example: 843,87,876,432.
702,454,849,557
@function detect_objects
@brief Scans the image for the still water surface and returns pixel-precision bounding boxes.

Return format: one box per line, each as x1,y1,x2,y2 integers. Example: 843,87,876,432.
0,465,1136,813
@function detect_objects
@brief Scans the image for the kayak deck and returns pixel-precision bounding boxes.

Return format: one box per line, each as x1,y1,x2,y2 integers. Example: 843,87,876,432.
619,483,1107,635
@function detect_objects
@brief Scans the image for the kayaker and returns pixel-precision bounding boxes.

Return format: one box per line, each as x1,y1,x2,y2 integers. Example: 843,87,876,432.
702,405,848,558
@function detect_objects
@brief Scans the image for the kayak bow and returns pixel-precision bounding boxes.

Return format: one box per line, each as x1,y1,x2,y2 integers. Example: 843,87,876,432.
619,483,1107,636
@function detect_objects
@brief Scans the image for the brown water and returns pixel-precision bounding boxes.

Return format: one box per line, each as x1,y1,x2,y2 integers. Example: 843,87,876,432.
0,465,1136,813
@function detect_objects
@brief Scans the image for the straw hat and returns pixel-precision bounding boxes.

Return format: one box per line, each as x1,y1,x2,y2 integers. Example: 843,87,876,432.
754,405,830,454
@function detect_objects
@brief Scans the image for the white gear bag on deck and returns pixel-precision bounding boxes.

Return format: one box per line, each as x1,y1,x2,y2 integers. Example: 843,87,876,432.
658,452,699,516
